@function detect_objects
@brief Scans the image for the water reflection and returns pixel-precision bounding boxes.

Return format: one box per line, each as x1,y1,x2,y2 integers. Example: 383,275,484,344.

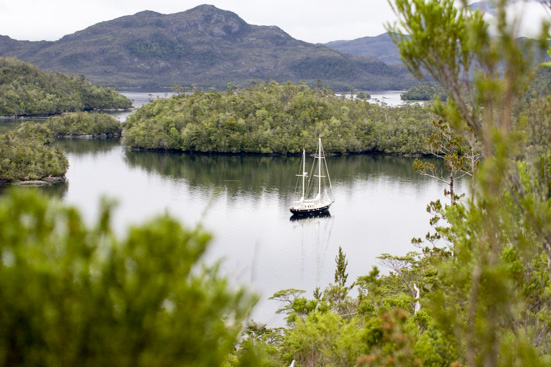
0,90,463,327
290,211,332,221
123,150,441,201
0,181,68,199
124,151,301,200
54,138,121,156
288,210,336,295
0,117,48,132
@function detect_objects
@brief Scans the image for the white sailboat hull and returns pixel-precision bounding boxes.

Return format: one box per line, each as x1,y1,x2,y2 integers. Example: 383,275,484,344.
289,138,334,216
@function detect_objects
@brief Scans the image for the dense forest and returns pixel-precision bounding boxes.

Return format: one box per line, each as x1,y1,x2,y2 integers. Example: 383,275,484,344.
400,84,448,101
123,81,436,155
0,112,123,182
0,123,68,182
46,112,122,137
0,57,132,117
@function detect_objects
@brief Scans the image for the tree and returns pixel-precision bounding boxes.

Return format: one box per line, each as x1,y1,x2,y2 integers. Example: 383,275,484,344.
0,189,258,366
377,252,421,300
0,122,68,182
323,246,355,315
387,0,551,366
413,118,479,205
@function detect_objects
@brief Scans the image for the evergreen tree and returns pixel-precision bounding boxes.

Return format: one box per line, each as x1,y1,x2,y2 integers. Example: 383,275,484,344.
0,190,258,366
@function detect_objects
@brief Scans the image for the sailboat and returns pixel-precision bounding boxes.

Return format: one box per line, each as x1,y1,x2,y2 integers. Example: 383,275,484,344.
290,137,334,216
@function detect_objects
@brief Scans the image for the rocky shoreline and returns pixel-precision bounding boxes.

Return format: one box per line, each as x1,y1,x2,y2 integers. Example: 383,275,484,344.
1,176,66,186
53,133,121,139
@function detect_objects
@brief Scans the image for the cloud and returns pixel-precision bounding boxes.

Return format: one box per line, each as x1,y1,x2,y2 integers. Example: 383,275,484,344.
480,0,551,37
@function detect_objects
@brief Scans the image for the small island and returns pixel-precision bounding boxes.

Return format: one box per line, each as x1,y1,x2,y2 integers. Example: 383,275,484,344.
400,84,447,101
0,57,132,117
123,81,436,155
46,112,122,138
0,123,68,184
0,111,127,184
0,58,132,184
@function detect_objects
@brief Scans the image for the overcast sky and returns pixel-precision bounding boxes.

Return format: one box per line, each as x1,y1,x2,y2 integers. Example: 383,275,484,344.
0,0,548,44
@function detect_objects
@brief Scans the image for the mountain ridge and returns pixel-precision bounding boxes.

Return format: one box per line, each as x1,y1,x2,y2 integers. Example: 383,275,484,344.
324,33,404,65
0,5,418,91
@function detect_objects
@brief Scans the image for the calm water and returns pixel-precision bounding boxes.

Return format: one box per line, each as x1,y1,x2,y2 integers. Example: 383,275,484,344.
1,91,457,326
54,139,455,326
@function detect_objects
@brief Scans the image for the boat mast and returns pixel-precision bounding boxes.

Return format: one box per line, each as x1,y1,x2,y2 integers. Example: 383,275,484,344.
302,148,306,201
318,137,322,199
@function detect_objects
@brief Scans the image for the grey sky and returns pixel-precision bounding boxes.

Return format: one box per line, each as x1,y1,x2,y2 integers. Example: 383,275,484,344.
0,1,548,44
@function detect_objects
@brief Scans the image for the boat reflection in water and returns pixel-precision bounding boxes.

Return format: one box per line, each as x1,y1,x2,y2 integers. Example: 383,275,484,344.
290,211,331,222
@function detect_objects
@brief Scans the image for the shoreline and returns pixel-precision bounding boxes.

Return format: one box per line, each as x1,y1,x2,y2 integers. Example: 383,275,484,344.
1,176,67,187
0,108,133,120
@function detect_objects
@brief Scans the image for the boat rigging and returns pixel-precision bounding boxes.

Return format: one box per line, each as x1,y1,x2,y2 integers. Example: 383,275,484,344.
290,137,334,216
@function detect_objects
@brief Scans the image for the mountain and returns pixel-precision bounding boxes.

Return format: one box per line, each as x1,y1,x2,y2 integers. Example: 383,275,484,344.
469,1,496,14
324,33,403,65
0,5,417,91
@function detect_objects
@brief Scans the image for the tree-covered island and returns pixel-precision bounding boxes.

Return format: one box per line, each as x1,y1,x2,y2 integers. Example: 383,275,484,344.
0,57,132,117
400,84,448,101
0,123,68,183
0,111,126,183
123,81,437,155
46,112,122,138
0,57,130,183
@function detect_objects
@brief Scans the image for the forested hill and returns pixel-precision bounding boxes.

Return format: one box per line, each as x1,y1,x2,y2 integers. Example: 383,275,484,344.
0,57,132,117
325,33,404,65
0,5,418,91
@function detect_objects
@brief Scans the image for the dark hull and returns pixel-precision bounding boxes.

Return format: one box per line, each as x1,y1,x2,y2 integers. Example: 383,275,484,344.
289,204,331,216
290,211,331,221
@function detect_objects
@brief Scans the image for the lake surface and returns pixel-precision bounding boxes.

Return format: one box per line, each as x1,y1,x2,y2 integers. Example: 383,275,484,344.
53,139,453,325
1,91,456,326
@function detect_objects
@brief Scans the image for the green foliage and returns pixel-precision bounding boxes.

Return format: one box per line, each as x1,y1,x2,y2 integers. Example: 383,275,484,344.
356,92,371,100
232,321,285,367
413,118,479,205
322,247,356,316
0,57,132,117
526,67,551,97
0,122,68,182
0,189,258,366
401,84,447,101
518,94,551,160
358,309,421,367
269,288,318,326
46,111,122,136
123,81,436,154
334,247,349,286
261,246,460,366
388,1,551,366
284,311,364,367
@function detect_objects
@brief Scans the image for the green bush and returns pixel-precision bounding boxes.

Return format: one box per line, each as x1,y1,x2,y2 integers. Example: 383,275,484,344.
400,84,447,101
0,190,258,366
47,112,122,136
0,123,68,182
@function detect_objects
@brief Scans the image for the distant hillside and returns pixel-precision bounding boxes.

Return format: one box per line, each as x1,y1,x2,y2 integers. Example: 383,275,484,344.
0,5,418,91
469,1,496,14
324,33,403,65
0,57,132,117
